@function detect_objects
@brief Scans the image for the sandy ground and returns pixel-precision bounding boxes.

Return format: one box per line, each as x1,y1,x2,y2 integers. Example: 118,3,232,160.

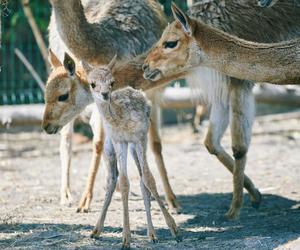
0,114,300,250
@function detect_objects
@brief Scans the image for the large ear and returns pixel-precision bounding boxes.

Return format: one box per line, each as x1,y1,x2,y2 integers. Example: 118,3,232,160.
171,2,192,36
48,48,62,69
63,52,76,76
81,60,93,74
107,54,117,70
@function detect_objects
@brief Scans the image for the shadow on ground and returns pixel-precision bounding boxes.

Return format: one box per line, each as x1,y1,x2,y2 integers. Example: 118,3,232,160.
0,193,299,249
176,192,300,248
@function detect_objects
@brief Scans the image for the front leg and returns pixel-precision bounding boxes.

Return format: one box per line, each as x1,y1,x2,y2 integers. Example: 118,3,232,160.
92,138,118,237
130,144,157,243
59,121,74,206
78,110,104,213
135,138,181,242
113,141,131,249
149,107,181,213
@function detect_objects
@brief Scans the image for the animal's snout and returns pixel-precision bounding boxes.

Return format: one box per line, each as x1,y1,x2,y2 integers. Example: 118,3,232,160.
142,63,149,72
43,123,50,132
101,92,109,100
42,123,60,134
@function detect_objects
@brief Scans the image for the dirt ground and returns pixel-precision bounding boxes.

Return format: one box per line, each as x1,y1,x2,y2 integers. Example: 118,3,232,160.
0,113,300,250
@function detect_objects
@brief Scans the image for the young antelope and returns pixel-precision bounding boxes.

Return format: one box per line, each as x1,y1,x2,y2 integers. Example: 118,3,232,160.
85,56,181,249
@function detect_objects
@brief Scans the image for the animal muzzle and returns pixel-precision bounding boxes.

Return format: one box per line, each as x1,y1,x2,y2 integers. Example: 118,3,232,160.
142,65,162,81
101,92,109,100
42,122,61,134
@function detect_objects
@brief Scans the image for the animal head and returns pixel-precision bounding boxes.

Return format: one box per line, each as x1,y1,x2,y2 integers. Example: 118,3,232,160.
42,50,92,134
82,55,117,103
143,3,200,81
257,0,279,7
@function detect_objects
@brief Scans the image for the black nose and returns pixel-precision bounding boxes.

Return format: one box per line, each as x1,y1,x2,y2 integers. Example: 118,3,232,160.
142,64,149,71
43,123,50,131
102,92,109,100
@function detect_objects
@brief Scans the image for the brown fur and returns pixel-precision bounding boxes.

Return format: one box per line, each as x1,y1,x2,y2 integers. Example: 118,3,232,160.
144,5,300,85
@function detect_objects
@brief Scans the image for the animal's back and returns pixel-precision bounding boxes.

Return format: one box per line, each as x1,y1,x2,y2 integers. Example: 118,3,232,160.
86,0,166,58
111,87,151,122
49,0,166,62
103,87,151,142
189,0,300,42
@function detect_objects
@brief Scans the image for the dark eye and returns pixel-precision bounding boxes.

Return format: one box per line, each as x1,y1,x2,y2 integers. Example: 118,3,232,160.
163,40,178,49
90,82,96,89
111,81,115,88
58,93,69,102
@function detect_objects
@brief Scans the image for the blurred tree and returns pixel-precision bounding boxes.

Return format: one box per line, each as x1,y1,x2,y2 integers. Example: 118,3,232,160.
3,0,50,43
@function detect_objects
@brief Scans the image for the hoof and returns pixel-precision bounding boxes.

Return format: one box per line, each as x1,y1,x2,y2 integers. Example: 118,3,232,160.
76,207,90,213
148,231,158,243
225,209,240,220
60,197,72,207
168,199,182,214
121,245,130,250
175,233,183,243
121,242,130,250
251,190,262,209
60,189,73,207
90,229,101,239
151,238,158,244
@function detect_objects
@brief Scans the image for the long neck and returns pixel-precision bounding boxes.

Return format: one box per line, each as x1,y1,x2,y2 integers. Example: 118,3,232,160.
51,0,110,64
95,99,120,126
193,20,300,85
113,53,186,91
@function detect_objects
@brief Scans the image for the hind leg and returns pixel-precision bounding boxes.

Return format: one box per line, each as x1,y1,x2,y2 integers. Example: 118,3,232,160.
130,144,157,243
205,101,261,217
225,81,257,219
135,138,181,242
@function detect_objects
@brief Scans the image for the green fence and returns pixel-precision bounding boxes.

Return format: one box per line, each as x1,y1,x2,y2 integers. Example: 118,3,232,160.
0,0,187,105
0,0,50,105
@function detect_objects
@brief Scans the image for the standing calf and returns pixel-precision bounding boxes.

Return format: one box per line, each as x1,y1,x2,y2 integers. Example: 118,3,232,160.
85,56,181,248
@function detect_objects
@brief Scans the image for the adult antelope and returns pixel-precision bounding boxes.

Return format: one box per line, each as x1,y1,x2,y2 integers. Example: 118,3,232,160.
143,2,300,219
44,0,180,213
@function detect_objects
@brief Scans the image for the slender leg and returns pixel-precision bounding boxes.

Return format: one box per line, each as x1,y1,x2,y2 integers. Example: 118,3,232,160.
149,108,181,213
135,138,181,242
91,138,118,237
113,141,131,249
192,104,209,133
204,101,261,216
225,80,257,219
130,144,157,243
59,120,74,206
77,110,104,212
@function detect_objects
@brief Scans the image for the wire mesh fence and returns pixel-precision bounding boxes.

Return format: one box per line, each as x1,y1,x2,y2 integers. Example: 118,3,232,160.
1,0,50,105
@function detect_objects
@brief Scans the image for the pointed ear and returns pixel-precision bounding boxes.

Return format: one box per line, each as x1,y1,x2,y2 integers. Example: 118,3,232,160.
63,52,76,76
81,60,93,74
48,48,62,69
171,2,192,36
107,54,117,70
